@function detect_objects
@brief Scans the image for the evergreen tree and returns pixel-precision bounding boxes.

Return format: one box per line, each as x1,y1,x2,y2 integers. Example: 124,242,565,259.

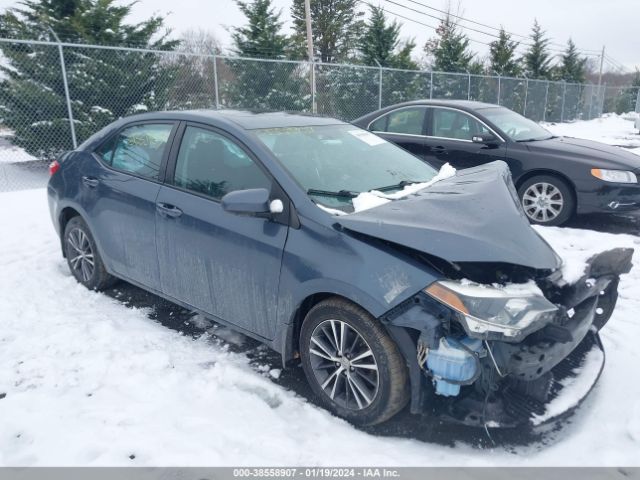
0,0,177,160
523,20,552,79
291,0,363,63
231,0,290,59
489,28,520,76
559,39,586,83
225,0,306,111
424,13,475,73
358,6,417,69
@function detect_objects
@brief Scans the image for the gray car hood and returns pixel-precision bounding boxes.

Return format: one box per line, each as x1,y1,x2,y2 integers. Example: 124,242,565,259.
337,161,561,270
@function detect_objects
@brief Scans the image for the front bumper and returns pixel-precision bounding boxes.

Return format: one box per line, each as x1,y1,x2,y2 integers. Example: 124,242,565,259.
576,182,640,214
384,248,632,428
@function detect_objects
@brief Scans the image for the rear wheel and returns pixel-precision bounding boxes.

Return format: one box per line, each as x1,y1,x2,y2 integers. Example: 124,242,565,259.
518,175,575,226
299,298,409,426
63,216,116,290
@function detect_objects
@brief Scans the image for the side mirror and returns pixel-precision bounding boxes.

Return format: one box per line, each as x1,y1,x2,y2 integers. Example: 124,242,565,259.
222,188,271,215
472,133,500,146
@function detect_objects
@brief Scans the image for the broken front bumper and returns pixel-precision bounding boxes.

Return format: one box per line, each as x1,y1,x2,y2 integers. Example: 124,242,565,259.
384,248,632,428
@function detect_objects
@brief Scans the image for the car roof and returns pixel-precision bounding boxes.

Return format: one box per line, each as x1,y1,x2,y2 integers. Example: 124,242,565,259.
387,99,501,110
120,109,346,130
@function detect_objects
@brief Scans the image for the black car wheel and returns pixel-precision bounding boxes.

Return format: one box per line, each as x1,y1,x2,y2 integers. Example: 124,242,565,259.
518,175,575,226
299,297,409,426
63,216,116,290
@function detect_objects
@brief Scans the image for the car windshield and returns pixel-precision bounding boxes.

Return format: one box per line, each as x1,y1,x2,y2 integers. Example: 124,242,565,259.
479,107,553,142
254,124,438,212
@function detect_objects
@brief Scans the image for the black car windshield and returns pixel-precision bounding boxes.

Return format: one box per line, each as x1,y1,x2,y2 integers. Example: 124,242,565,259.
479,107,553,142
254,124,437,210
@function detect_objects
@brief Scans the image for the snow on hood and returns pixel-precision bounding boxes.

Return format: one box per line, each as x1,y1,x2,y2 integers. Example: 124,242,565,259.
337,161,562,271
352,163,457,213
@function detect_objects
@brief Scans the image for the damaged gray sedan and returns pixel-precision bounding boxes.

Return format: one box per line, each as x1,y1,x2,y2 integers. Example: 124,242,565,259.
48,111,633,428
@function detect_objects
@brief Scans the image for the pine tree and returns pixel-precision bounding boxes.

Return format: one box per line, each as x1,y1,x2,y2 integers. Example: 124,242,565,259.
291,0,363,63
358,6,417,69
231,0,290,59
559,39,586,83
489,28,520,77
0,0,177,160
425,14,475,73
225,0,306,111
523,20,552,79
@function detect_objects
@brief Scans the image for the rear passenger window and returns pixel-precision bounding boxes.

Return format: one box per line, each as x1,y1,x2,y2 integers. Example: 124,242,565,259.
173,126,271,200
95,123,173,180
370,107,426,136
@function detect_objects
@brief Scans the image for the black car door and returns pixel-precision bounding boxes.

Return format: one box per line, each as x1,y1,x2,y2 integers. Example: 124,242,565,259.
424,107,506,169
368,106,429,159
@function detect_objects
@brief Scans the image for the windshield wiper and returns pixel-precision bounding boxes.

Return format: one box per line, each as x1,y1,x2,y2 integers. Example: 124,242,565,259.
373,179,428,192
307,188,358,198
516,136,554,143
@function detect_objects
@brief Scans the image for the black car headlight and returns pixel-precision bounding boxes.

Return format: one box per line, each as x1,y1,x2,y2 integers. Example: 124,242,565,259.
591,168,638,184
425,280,558,340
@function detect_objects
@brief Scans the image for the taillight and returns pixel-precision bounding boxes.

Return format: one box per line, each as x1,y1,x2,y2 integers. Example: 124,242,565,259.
49,160,60,176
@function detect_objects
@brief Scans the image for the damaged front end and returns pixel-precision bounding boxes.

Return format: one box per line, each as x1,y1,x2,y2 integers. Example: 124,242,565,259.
382,248,633,428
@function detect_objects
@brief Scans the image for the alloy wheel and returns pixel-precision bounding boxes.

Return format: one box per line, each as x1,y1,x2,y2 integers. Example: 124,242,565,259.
308,319,379,410
67,228,95,283
522,182,564,223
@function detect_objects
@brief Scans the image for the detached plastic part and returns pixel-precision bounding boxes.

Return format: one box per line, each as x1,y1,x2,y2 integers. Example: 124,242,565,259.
426,337,484,396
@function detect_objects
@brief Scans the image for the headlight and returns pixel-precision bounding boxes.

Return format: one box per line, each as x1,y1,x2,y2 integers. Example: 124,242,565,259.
591,168,637,184
424,280,558,340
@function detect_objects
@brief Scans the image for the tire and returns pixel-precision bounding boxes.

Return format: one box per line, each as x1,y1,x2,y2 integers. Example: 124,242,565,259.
299,297,409,426
518,175,575,226
63,216,117,291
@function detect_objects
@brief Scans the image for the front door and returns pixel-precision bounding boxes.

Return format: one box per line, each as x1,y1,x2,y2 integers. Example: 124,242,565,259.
86,122,176,291
155,124,288,339
424,107,506,169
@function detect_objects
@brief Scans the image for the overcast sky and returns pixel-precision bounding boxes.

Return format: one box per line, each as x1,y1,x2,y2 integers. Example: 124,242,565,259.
0,0,637,71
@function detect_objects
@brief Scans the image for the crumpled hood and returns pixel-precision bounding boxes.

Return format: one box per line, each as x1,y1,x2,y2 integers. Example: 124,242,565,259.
337,161,561,270
527,136,640,171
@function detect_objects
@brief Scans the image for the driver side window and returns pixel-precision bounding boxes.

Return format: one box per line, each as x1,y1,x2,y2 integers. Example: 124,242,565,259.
173,126,271,201
431,108,489,141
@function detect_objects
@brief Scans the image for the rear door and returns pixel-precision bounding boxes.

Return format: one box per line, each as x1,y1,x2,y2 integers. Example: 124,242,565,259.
155,123,289,339
424,107,506,169
368,106,429,159
86,121,177,291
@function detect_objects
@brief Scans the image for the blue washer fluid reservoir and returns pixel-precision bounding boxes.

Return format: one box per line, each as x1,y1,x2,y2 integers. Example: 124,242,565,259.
426,337,484,397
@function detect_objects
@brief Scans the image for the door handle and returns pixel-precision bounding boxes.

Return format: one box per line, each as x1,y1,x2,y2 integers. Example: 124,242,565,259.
432,146,447,154
82,176,99,188
156,202,183,218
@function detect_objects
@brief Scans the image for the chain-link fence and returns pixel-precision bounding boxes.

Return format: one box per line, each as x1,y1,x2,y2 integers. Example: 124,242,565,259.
1,37,634,191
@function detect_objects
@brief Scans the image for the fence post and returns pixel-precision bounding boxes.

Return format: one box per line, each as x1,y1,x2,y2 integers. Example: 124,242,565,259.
636,88,640,113
497,75,501,105
430,71,433,99
50,30,77,149
560,81,567,123
311,61,317,114
213,51,220,109
374,60,382,110
523,76,529,116
543,81,550,122
467,72,471,100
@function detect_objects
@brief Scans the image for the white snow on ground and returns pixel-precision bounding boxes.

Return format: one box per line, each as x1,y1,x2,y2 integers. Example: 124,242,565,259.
0,128,36,164
542,112,640,149
1,189,640,466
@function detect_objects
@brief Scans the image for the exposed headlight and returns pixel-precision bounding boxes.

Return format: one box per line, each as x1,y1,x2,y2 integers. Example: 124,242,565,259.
591,168,637,184
424,280,558,340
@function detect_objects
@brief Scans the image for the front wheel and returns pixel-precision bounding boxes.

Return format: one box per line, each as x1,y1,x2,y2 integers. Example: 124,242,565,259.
518,175,575,226
63,216,117,290
299,298,409,426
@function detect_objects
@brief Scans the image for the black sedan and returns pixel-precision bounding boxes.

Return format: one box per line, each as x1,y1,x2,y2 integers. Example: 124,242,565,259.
353,100,640,226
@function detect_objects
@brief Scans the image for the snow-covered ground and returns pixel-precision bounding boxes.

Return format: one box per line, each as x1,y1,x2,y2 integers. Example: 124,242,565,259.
543,112,640,154
1,114,640,466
